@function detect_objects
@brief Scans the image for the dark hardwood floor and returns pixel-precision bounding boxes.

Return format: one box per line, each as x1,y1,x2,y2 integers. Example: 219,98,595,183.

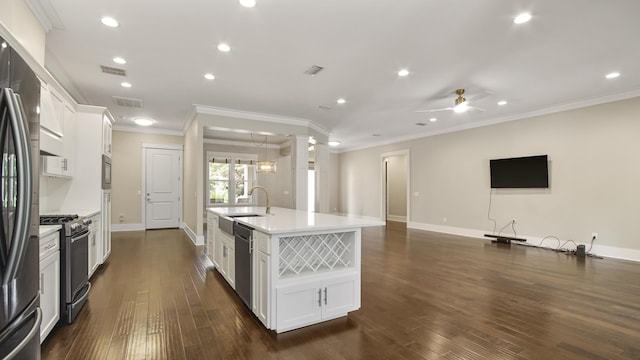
41,222,640,359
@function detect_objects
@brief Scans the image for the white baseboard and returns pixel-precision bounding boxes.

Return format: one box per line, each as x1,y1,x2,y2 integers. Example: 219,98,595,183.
386,215,407,222
111,223,145,232
182,223,204,246
407,221,640,263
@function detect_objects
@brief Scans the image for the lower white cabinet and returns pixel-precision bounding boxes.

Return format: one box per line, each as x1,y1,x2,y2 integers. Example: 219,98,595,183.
276,273,359,332
39,232,60,342
253,250,270,326
101,191,111,262
88,214,101,277
217,230,235,288
206,213,217,265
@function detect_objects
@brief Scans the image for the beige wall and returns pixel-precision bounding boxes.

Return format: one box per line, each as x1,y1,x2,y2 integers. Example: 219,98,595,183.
183,120,201,236
339,96,640,252
386,155,407,219
111,131,183,224
329,153,340,213
0,0,45,64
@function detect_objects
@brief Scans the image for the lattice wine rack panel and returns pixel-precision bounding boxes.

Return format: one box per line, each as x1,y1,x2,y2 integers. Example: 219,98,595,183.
279,232,354,277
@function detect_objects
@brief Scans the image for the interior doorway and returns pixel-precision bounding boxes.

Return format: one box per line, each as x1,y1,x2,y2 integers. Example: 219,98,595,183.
381,150,410,225
143,144,183,229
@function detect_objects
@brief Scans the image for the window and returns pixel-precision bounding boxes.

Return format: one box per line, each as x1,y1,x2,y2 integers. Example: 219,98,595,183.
207,152,257,206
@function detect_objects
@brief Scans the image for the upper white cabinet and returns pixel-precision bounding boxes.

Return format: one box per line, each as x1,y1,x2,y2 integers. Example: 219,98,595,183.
39,84,63,156
62,105,76,177
41,104,75,178
102,115,112,157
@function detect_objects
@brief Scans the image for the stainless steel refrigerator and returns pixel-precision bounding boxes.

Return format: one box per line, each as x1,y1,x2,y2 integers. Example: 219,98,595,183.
0,35,42,359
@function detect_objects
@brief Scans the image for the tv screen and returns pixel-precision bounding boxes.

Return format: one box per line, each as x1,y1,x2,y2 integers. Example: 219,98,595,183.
490,155,549,188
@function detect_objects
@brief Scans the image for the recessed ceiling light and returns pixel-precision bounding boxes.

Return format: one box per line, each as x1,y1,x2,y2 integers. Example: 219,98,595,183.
120,82,132,88
429,118,437,122
239,0,256,7
514,13,532,24
497,100,508,106
398,69,409,77
605,72,620,79
101,16,119,28
337,98,346,104
204,73,215,80
328,141,341,147
134,118,153,126
217,43,231,52
113,57,126,64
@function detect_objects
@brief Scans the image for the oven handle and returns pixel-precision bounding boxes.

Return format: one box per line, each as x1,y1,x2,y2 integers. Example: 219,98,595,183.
71,282,91,307
71,230,89,243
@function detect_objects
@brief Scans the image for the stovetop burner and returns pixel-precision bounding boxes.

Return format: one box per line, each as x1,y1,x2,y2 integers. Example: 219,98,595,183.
40,214,79,225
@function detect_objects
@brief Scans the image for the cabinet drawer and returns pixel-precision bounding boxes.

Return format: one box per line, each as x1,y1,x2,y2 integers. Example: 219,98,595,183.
254,231,270,254
40,232,60,260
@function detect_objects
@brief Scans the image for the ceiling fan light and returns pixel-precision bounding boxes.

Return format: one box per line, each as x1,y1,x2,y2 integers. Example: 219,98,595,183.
453,103,469,113
239,0,256,7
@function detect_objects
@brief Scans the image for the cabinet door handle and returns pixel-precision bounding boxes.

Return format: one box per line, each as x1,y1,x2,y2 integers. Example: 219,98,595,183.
249,238,253,254
40,273,44,294
44,243,56,250
324,287,327,305
318,288,322,307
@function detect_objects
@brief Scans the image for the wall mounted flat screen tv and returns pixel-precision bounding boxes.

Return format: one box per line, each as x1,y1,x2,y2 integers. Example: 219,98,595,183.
490,155,549,188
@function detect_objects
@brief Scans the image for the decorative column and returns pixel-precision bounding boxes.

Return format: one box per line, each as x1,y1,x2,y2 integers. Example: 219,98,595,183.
290,135,308,210
314,143,329,213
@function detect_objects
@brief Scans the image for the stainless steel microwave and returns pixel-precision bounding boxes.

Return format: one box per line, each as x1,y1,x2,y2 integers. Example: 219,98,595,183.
102,154,111,189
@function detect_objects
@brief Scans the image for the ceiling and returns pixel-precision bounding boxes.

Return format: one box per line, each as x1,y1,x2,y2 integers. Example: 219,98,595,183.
37,0,640,151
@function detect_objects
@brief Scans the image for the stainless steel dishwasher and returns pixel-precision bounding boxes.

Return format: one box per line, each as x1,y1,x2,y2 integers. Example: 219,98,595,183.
233,221,253,309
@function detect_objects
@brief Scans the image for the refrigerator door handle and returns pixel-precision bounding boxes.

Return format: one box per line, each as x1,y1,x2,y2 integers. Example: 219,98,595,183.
1,90,33,285
2,307,42,359
0,90,9,270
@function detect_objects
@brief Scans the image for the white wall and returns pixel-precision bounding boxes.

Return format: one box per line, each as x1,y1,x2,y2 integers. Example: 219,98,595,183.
338,97,640,259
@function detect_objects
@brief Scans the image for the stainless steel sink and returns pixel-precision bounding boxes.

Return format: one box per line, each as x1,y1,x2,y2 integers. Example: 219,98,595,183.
219,214,263,236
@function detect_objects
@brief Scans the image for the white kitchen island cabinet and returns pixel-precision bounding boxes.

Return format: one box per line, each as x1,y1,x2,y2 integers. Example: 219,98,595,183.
207,206,382,333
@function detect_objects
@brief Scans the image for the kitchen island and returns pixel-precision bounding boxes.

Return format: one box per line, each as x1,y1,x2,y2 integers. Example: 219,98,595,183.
206,207,383,333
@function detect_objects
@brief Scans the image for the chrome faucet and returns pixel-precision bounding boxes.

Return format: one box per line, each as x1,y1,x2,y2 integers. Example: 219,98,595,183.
248,185,271,215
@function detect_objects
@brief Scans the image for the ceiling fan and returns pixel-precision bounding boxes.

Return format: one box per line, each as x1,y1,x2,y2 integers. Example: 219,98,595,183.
416,88,486,113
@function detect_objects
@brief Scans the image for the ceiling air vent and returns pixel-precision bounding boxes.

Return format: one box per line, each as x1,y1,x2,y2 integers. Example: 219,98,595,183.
112,96,144,108
100,65,127,76
318,105,334,110
304,65,324,75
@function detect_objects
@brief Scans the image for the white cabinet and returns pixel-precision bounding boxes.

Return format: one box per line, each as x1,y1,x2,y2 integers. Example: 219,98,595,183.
39,231,60,342
276,273,358,332
61,105,75,177
87,213,101,277
253,251,270,326
101,191,111,262
102,115,112,157
39,84,64,156
206,212,217,266
216,229,235,289
40,93,75,177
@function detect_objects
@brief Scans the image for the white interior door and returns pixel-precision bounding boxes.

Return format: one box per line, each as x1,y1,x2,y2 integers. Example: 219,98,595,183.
145,148,182,229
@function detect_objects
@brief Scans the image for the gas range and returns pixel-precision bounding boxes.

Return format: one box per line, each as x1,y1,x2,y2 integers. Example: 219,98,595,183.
39,214,91,236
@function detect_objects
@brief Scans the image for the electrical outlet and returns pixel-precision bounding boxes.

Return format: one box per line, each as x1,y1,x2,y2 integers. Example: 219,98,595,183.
119,214,125,222
592,232,598,240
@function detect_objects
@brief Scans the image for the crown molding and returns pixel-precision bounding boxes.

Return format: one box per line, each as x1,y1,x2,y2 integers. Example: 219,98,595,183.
25,0,64,33
338,89,640,153
112,124,184,137
194,104,330,136
204,138,281,149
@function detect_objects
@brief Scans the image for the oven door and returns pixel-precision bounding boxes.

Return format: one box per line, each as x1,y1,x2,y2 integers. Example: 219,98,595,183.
66,230,89,302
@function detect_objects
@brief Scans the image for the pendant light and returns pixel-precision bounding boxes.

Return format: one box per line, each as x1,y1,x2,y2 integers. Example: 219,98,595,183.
255,134,276,173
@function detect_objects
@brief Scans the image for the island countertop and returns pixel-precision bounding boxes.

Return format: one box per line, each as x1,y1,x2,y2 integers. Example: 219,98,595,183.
207,206,383,235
